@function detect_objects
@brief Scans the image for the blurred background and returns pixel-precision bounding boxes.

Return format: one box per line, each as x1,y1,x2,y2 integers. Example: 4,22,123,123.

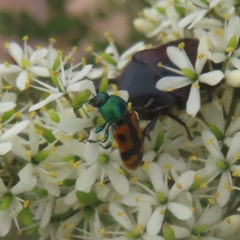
0,0,147,62
0,0,147,239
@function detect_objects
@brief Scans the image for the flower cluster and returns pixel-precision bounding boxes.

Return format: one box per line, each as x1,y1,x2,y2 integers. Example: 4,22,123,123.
0,1,240,240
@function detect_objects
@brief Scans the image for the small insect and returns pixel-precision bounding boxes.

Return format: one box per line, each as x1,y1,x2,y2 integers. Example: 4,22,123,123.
118,38,222,139
88,92,154,170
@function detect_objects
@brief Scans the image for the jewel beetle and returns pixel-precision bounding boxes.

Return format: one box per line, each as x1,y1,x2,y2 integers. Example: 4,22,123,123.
88,92,155,170
117,38,222,139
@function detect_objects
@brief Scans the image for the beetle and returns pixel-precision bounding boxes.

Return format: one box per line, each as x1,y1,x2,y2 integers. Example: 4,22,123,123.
88,92,155,170
118,38,222,139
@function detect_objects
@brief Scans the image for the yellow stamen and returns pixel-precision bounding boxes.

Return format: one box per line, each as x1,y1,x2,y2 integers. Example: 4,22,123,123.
26,150,32,159
34,129,43,135
86,46,93,52
164,165,172,170
189,155,197,161
176,183,182,189
225,217,231,224
200,183,208,188
157,62,163,67
72,46,77,52
45,163,51,171
4,43,9,49
98,182,104,187
226,47,234,52
118,168,124,175
167,87,173,92
185,141,191,147
192,82,200,89
61,221,67,229
142,161,149,171
24,200,30,208
135,197,140,202
189,206,195,212
130,177,138,182
160,208,166,215
14,112,22,118
3,85,13,90
207,138,214,144
113,195,122,202
193,174,198,181
25,81,30,89
208,198,216,204
56,181,63,186
49,171,58,178
18,230,23,235
197,53,205,59
49,38,56,43
4,61,9,67
178,42,185,49
57,50,62,57
214,192,220,199
99,228,105,236
117,212,124,217
23,36,29,41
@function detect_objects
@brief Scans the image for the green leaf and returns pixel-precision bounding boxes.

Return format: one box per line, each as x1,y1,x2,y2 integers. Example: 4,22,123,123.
99,76,109,93
33,150,51,164
48,109,60,123
99,52,117,66
0,193,13,210
209,124,224,141
19,207,32,226
163,223,175,240
76,190,100,206
154,131,164,151
34,124,56,143
72,89,92,108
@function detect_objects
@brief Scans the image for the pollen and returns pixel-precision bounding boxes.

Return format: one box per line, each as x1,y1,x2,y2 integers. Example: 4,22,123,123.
27,73,32,80
225,217,231,224
193,174,198,181
18,230,23,235
23,35,29,41
86,46,93,52
104,31,110,37
49,171,58,178
214,192,220,199
232,170,240,177
112,84,118,93
157,62,163,67
226,47,234,52
142,161,149,171
164,165,172,170
25,81,30,89
99,135,105,141
61,221,67,229
4,42,9,49
117,211,124,217
99,228,105,236
223,14,230,20
224,181,229,189
82,57,87,66
160,208,166,215
215,29,223,35
98,182,105,187
192,82,200,89
176,183,182,189
178,42,185,49
78,133,85,142
127,102,132,111
24,200,31,208
3,85,13,90
49,38,56,43
134,224,144,235
118,168,125,175
57,50,63,57
200,183,208,188
4,61,9,67
86,105,95,112
14,112,22,118
34,129,43,136
56,181,63,186
73,161,80,170
167,87,173,92
135,197,140,202
68,223,75,230
172,32,180,38
235,152,240,160
207,138,214,145
189,206,195,212
36,45,43,50
130,177,138,182
100,205,108,212
208,198,216,204
51,145,56,151
26,150,32,159
197,53,205,59
189,155,197,161
113,194,122,202
45,163,51,171
111,140,118,148
95,56,101,64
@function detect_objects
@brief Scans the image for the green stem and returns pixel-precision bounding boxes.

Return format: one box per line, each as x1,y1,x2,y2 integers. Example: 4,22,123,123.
225,87,240,130
65,94,81,118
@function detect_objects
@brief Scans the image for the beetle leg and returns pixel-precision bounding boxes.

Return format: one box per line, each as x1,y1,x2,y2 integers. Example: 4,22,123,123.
163,110,194,140
143,115,158,137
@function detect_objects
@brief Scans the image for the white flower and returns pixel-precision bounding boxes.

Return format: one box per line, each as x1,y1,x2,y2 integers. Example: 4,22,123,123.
0,40,49,91
122,163,195,235
156,37,224,116
200,130,240,206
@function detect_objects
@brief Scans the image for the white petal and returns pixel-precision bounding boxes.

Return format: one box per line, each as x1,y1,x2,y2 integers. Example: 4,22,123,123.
188,9,208,28
107,163,129,195
156,76,191,91
226,131,240,161
122,193,158,206
0,102,16,113
29,66,50,77
198,205,223,226
0,64,21,74
179,11,200,28
216,171,231,207
59,117,92,133
16,70,28,91
41,198,54,228
8,42,23,66
199,71,224,85
167,202,192,220
169,171,196,200
201,130,224,160
147,206,165,235
29,48,48,65
208,52,226,63
142,234,164,240
64,189,78,205
0,209,11,236
0,178,7,193
0,142,12,155
149,163,165,192
120,41,144,60
230,57,240,69
186,85,201,117
29,92,64,111
138,203,152,226
226,69,240,87
167,47,193,70
75,163,100,192
109,203,135,231
1,120,30,140
170,225,191,238
69,65,93,85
